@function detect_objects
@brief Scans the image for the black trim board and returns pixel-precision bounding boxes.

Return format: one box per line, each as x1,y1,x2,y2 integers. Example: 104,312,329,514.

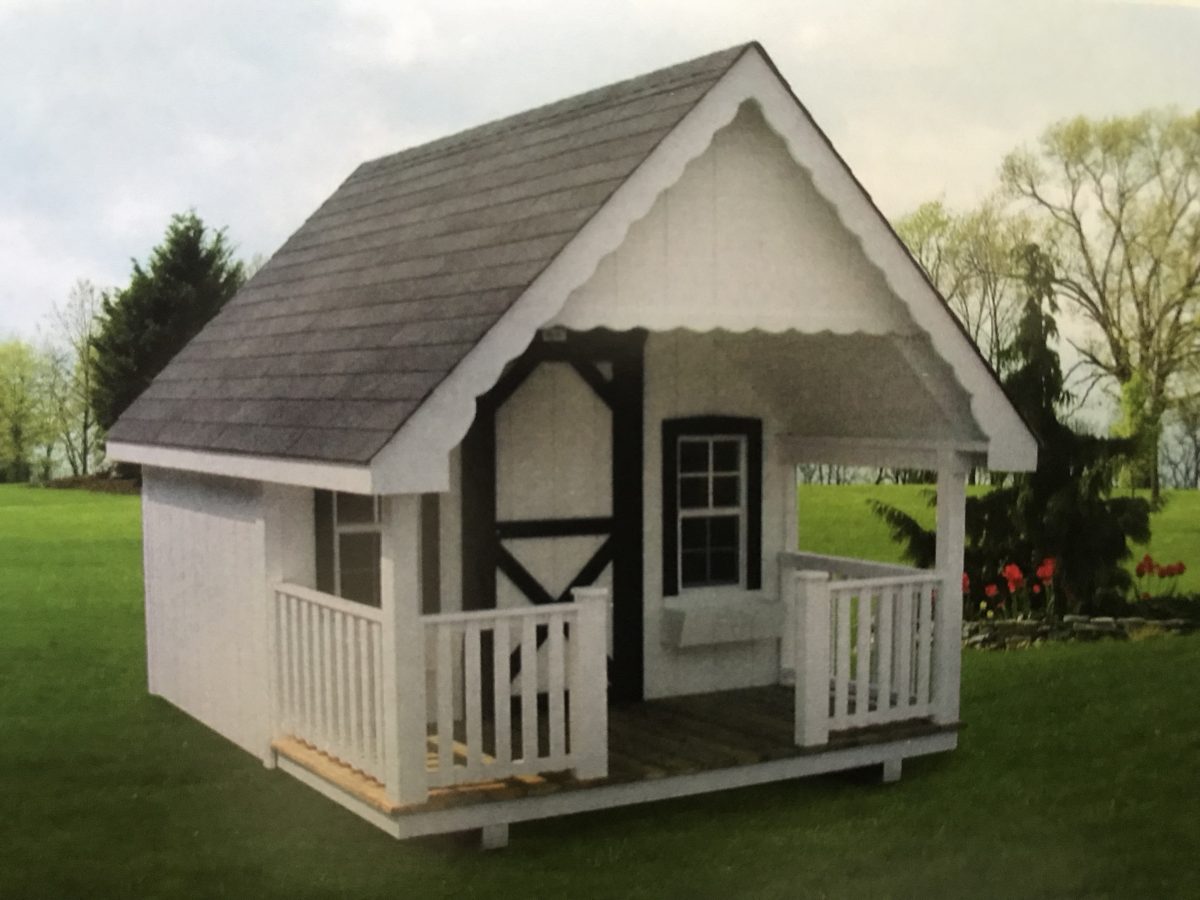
460,329,646,702
496,517,613,540
661,415,763,597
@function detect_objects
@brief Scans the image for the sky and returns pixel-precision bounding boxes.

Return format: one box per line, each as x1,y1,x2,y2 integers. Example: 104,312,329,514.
1,0,1198,341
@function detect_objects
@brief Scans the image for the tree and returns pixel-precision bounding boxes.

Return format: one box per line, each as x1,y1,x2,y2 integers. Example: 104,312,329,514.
92,211,245,431
894,199,1030,372
1161,394,1200,488
871,245,1151,614
1001,109,1200,501
0,339,54,482
43,279,103,475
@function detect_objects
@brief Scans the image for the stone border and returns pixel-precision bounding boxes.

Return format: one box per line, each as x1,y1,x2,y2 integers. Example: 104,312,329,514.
963,614,1197,650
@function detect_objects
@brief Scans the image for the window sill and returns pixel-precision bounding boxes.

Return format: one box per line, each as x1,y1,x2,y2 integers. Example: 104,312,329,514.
660,594,782,649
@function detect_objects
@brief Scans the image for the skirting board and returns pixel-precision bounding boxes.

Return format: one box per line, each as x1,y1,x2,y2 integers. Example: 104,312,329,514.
274,731,957,841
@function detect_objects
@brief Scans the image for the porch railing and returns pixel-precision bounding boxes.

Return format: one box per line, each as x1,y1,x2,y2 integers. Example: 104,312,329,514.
781,557,953,746
422,588,609,787
272,583,386,780
270,583,609,802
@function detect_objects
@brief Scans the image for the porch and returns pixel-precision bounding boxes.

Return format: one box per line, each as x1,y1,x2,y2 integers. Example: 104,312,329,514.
265,549,962,844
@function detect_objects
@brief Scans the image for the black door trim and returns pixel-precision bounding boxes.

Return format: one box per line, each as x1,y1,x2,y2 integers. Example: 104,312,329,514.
460,329,646,703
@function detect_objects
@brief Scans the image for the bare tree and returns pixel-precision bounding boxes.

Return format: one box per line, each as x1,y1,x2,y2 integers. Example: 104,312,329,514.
1001,109,1200,500
895,199,1029,372
44,279,104,475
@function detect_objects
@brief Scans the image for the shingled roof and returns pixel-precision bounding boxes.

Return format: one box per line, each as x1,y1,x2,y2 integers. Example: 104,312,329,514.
107,44,751,465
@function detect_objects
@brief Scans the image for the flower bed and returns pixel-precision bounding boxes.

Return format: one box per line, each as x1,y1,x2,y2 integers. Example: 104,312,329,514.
963,614,1197,650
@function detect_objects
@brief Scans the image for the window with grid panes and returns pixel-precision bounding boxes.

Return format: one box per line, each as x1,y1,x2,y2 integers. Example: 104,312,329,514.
677,436,746,588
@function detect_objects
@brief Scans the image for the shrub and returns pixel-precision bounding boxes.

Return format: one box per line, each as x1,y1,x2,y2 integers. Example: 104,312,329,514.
872,245,1150,615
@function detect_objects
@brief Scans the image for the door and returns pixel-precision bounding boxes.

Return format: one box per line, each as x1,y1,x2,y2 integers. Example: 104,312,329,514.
461,330,645,703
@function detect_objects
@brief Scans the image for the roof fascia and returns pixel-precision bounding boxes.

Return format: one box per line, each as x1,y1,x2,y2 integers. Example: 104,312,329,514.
106,441,379,494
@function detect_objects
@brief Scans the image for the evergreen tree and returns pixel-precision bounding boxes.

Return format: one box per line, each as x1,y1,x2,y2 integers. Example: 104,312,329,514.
91,212,245,430
871,244,1151,614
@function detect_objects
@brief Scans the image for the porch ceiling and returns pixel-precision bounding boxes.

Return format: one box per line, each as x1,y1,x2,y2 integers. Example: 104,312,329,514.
702,330,987,446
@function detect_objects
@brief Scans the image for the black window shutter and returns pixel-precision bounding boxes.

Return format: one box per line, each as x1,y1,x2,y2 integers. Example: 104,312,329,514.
314,489,335,594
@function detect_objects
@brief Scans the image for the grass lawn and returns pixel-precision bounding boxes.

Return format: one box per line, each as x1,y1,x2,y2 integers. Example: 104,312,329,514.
3,483,1200,898
799,483,1200,593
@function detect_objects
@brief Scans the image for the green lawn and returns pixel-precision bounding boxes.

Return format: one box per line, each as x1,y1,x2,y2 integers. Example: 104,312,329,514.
3,484,1200,898
799,483,1200,592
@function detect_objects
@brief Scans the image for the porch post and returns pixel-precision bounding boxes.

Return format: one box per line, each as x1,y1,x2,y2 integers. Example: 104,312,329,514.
380,493,428,806
794,570,832,747
571,586,610,780
933,451,968,726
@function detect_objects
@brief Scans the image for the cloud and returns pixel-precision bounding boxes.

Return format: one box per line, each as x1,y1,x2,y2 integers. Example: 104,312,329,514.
0,0,1196,339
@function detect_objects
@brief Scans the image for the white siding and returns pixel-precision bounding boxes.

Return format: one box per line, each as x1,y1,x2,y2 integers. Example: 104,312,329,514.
142,466,270,755
642,331,786,698
552,102,917,337
495,362,612,614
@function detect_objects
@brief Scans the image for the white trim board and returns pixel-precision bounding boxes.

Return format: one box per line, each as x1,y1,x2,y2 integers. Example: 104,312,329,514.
107,440,378,494
274,730,958,841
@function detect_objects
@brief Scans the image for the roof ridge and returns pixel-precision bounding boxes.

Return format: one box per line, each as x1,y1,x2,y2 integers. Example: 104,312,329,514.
355,43,754,177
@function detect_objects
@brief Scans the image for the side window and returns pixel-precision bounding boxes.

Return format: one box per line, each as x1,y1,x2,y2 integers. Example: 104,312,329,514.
662,417,762,596
315,491,382,607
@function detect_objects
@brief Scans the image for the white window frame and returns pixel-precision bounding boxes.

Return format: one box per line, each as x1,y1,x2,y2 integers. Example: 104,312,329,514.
676,434,748,591
332,493,382,603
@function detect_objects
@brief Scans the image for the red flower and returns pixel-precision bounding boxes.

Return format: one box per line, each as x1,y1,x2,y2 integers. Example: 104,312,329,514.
1032,584,1041,594
1177,562,1187,575
1002,563,1025,592
1136,553,1155,577
984,584,999,598
1036,557,1056,583
962,572,970,594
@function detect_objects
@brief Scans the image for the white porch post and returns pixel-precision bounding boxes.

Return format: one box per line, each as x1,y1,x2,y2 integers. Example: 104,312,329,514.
793,569,832,747
571,586,610,780
380,493,428,806
933,451,968,726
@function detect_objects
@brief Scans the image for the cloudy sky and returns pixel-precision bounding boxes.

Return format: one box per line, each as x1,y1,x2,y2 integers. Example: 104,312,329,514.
1,0,1197,339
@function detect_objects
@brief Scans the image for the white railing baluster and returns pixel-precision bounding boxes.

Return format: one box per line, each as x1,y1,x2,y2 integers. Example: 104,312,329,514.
491,618,512,771
347,617,361,771
915,582,934,714
463,621,483,779
277,596,291,732
853,590,872,725
435,624,454,782
520,613,538,764
833,590,852,729
895,585,914,711
373,623,385,774
876,587,894,720
547,612,566,765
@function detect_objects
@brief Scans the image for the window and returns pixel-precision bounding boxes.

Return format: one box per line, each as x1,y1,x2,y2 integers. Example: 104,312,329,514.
662,417,762,596
678,437,745,587
315,491,382,607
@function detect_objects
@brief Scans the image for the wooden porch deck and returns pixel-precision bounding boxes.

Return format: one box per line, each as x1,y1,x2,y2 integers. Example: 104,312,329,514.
272,685,956,819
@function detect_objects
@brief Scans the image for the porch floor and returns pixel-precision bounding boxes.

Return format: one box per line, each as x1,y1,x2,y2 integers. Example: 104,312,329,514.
272,685,956,818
